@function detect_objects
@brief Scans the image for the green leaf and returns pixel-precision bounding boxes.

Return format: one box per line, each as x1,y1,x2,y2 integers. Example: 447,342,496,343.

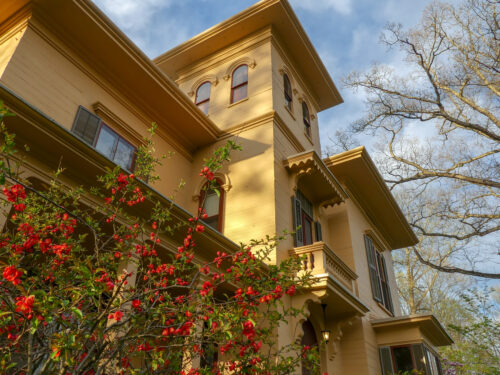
71,307,83,320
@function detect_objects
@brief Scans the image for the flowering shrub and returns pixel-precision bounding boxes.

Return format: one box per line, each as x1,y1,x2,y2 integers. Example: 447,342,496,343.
0,105,320,374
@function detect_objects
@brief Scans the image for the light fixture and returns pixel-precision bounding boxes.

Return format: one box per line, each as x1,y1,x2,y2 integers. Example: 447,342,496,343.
321,303,331,344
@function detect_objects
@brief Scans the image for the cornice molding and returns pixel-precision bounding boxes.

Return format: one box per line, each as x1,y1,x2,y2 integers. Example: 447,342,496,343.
0,4,31,44
175,28,271,85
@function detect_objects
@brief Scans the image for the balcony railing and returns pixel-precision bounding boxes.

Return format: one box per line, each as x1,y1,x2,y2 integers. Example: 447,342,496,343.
289,241,358,294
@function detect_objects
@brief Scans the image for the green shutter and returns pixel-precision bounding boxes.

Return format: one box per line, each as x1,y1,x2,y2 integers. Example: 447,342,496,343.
314,221,322,242
292,196,303,247
379,346,394,375
364,235,382,302
381,255,394,313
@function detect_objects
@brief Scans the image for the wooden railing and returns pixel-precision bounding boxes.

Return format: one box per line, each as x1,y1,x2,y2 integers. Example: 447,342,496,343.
289,241,358,293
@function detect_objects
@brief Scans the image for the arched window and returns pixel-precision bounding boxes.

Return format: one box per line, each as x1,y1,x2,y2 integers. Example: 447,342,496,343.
200,179,224,232
284,74,292,110
231,64,248,104
302,101,311,137
300,320,318,375
195,82,211,114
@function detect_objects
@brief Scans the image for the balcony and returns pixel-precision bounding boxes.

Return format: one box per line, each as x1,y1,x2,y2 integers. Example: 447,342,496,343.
289,241,369,317
290,241,357,292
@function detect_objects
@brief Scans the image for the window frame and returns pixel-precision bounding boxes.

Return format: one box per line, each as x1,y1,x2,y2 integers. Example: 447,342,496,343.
292,190,319,247
230,64,249,104
71,106,136,171
195,81,211,114
199,179,224,232
302,101,311,137
283,73,293,110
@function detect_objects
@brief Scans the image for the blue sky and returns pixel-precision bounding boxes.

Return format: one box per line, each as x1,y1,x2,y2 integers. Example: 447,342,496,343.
93,0,440,152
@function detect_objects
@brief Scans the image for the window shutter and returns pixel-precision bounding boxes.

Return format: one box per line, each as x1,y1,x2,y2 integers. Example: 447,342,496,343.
292,196,303,247
379,347,394,375
72,106,101,145
364,235,382,302
314,221,322,242
412,344,428,374
381,255,394,314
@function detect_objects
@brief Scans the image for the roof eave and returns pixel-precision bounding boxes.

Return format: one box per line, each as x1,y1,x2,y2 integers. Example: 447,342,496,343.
324,147,418,250
153,0,343,111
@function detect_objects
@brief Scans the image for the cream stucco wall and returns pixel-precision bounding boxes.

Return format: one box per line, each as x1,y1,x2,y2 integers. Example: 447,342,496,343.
0,21,195,205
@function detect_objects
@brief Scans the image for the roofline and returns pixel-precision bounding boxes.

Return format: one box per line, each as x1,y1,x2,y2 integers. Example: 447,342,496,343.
153,0,343,111
0,83,240,255
324,146,418,249
371,314,454,346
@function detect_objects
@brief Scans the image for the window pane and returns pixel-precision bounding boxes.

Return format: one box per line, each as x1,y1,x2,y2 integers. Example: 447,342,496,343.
204,215,219,230
393,347,414,373
197,101,210,115
203,191,220,217
232,65,248,88
95,125,118,159
114,138,135,170
73,107,100,145
196,82,211,104
284,74,292,109
232,84,248,103
303,215,313,246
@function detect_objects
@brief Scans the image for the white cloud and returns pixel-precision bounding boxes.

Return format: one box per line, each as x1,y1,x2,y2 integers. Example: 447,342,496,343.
290,0,352,15
94,0,171,32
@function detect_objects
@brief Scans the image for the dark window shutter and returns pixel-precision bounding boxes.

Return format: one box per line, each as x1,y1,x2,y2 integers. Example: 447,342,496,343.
379,346,394,375
364,235,382,302
292,196,303,247
435,354,443,375
412,344,428,374
72,106,101,145
381,255,394,314
314,221,322,242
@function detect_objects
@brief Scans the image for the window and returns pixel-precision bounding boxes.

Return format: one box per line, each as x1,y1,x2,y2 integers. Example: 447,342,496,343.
72,106,136,170
379,344,443,375
302,101,311,137
284,74,292,110
364,235,394,314
200,180,224,232
195,81,211,114
230,64,248,103
292,190,321,247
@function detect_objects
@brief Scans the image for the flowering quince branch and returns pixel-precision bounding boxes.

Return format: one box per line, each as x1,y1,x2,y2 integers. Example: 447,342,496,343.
0,104,323,375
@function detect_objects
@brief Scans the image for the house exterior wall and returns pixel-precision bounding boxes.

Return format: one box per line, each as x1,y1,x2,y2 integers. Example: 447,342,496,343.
0,21,196,207
270,40,321,154
0,1,450,374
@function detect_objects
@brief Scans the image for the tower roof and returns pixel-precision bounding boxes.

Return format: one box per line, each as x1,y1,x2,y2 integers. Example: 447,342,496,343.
154,0,343,112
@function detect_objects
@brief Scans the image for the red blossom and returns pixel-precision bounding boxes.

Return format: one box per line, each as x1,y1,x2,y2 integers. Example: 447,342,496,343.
3,265,23,285
3,184,27,202
15,295,34,316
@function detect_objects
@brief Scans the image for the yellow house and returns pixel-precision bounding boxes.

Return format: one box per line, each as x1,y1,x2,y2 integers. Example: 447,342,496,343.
0,0,452,374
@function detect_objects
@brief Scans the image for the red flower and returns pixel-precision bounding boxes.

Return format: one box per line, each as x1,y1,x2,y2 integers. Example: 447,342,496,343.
131,299,141,310
108,310,123,322
15,295,34,315
242,320,255,341
3,265,23,285
286,285,296,296
114,251,122,259
3,184,27,202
